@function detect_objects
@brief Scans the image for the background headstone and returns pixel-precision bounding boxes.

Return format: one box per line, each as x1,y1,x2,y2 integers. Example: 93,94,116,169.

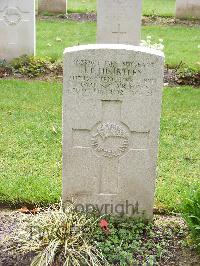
38,0,67,15
176,0,200,19
0,0,35,61
63,44,164,218
97,0,142,45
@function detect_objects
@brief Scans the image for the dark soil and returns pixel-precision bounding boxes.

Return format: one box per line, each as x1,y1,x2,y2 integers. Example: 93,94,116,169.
142,16,200,27
0,210,35,266
38,13,200,27
0,210,199,266
164,67,200,87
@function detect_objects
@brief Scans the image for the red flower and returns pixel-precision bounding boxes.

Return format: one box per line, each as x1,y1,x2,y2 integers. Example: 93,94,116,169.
99,219,109,234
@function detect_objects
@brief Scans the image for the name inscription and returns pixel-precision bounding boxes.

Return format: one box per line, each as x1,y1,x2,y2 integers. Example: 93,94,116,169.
66,58,159,97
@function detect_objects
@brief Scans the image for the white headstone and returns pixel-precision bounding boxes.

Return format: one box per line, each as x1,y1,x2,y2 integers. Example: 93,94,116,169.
62,44,164,218
0,0,35,61
97,0,142,45
176,0,200,19
38,0,67,14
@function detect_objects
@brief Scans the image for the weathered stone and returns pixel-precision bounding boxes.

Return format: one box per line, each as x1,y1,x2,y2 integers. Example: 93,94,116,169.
63,44,164,218
38,0,66,14
176,0,200,19
0,0,35,61
97,0,142,45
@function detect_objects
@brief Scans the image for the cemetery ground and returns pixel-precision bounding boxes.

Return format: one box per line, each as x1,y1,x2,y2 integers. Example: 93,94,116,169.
0,81,199,212
0,81,200,264
35,19,199,71
0,6,200,266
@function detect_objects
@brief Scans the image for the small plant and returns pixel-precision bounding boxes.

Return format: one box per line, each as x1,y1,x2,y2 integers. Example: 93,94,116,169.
4,206,188,265
0,59,12,77
8,203,108,266
0,59,7,67
140,36,164,51
176,65,200,87
10,55,61,78
94,215,173,265
181,184,200,252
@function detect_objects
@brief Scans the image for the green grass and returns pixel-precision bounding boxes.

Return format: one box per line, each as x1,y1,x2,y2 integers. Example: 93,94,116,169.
68,0,96,13
37,20,96,61
36,20,200,71
0,80,199,212
142,26,200,71
156,86,200,211
0,80,62,204
143,0,175,17
67,0,175,17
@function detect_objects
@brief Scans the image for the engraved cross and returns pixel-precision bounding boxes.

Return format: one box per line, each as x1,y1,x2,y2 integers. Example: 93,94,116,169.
112,24,126,44
73,100,149,195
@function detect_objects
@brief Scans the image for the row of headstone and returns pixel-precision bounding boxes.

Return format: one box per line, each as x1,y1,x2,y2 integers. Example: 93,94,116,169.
1,0,200,62
36,0,200,19
36,0,200,18
62,0,164,218
1,0,141,62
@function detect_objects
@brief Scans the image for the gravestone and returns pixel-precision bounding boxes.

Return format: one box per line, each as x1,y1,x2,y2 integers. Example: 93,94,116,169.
38,0,67,14
176,0,200,19
63,44,164,218
0,0,35,61
97,0,142,45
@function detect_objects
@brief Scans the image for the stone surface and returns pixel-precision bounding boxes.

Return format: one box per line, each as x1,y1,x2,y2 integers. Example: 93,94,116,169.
97,0,142,45
176,0,200,19
0,0,35,61
63,44,164,218
38,0,66,14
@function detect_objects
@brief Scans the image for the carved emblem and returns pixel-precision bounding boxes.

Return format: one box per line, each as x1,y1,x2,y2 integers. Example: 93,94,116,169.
91,122,129,158
3,7,22,26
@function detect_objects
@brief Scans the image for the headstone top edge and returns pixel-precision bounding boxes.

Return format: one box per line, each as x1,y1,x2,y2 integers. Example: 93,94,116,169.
63,44,164,58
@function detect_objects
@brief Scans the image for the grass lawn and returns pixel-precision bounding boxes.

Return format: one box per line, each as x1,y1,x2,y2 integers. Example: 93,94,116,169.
36,20,200,71
0,80,62,205
0,80,199,212
156,86,200,211
68,0,176,17
68,0,96,13
143,0,175,17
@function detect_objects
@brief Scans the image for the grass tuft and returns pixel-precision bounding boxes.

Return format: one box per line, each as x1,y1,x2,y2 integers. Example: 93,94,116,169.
181,184,200,252
7,203,108,266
